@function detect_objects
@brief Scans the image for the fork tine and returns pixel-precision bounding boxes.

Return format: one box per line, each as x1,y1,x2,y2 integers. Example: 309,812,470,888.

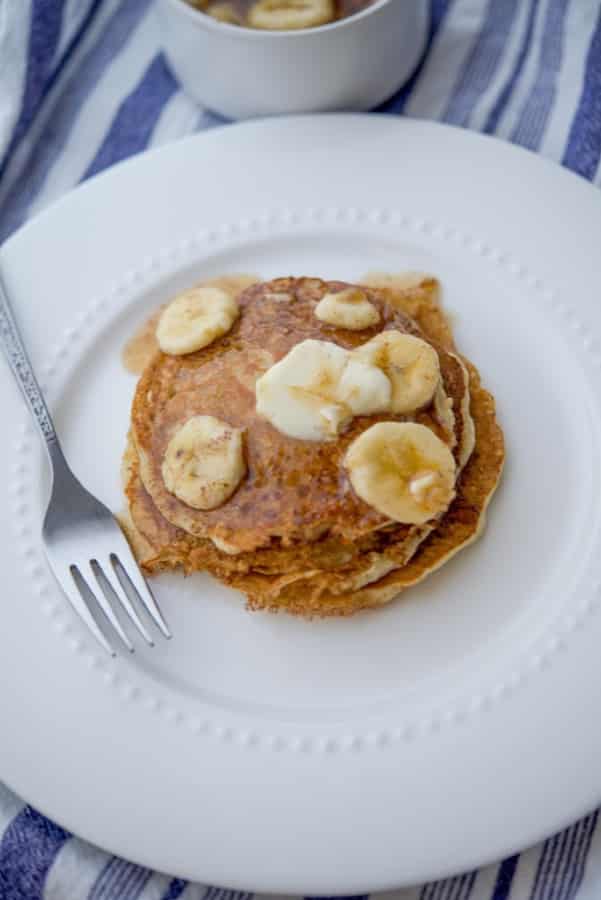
92,558,154,646
66,565,115,657
112,552,171,639
83,562,134,652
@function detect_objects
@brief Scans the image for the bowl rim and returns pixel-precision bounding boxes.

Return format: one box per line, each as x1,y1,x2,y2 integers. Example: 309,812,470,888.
161,0,394,39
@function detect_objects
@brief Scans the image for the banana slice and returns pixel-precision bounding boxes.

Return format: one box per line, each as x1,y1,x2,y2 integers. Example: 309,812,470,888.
255,339,390,441
256,340,350,441
337,357,390,415
433,382,456,449
156,286,239,355
355,331,440,414
162,415,246,510
206,2,242,22
450,352,476,471
315,287,380,330
247,0,334,30
344,422,456,524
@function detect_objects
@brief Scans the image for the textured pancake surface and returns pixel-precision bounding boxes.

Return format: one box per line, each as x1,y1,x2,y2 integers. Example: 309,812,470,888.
132,278,466,554
122,276,504,616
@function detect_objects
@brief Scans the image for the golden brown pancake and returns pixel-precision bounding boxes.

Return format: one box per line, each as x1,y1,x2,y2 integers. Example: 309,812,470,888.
223,359,504,615
131,278,467,556
122,275,504,616
123,355,502,614
123,432,431,580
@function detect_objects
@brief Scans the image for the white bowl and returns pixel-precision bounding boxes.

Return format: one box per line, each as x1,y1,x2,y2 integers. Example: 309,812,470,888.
154,0,429,119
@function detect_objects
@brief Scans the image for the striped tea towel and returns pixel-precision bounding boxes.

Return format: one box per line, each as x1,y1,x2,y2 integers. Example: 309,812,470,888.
1,1,601,898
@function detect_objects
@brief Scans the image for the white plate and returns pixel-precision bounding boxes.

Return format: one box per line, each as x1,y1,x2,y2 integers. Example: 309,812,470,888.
1,115,601,894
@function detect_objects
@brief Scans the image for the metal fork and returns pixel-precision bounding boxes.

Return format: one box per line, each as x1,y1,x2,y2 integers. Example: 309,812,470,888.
0,274,171,655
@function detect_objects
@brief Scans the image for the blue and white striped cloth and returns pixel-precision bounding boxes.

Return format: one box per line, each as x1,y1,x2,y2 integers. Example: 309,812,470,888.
1,0,601,897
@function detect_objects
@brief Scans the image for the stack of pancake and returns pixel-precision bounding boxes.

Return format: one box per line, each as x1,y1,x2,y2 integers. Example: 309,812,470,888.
122,275,504,616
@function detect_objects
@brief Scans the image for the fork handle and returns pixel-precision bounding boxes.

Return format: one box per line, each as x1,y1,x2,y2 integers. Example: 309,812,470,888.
0,273,61,457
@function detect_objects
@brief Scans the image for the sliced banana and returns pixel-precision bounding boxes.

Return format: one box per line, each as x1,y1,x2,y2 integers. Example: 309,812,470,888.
256,340,349,441
162,415,246,510
344,422,456,524
212,535,243,554
337,357,390,415
247,0,334,29
433,382,456,449
156,286,239,355
355,331,440,414
255,339,390,441
315,287,380,331
206,2,242,23
450,352,476,471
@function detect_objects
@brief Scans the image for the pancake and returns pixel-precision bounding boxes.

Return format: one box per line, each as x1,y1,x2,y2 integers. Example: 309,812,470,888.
121,274,504,616
221,358,504,615
123,343,474,584
131,278,468,558
122,354,502,615
123,433,432,581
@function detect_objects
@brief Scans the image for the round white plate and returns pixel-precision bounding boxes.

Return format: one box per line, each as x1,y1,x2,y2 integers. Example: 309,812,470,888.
1,115,601,894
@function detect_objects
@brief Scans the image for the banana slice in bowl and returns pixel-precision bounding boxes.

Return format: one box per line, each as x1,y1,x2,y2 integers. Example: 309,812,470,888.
248,0,334,29
206,2,243,22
